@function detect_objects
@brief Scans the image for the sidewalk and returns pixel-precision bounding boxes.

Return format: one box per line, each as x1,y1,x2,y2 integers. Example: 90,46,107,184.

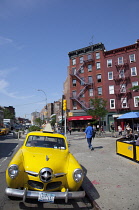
67,131,139,210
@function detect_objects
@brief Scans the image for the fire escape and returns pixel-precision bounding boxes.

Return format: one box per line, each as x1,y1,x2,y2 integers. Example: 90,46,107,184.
114,60,131,112
70,59,93,111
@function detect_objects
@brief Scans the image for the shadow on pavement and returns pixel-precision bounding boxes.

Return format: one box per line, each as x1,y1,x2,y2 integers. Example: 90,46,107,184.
81,165,100,201
0,142,18,159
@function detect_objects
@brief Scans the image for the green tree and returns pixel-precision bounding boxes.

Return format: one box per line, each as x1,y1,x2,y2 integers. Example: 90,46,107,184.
3,108,14,119
87,97,108,128
34,118,43,127
130,86,139,92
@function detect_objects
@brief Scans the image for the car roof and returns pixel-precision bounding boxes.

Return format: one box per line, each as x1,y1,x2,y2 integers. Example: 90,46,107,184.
27,131,66,138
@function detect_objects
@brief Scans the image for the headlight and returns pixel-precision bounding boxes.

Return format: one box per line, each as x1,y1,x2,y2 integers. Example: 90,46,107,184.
8,164,19,179
73,169,84,183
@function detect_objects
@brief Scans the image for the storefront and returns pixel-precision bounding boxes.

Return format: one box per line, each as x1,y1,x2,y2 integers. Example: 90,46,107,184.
67,115,93,131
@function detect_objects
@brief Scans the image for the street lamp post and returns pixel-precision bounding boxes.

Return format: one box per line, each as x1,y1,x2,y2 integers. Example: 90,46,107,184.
37,89,48,122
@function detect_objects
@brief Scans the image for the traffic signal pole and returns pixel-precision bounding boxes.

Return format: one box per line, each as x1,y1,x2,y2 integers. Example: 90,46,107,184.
63,99,67,137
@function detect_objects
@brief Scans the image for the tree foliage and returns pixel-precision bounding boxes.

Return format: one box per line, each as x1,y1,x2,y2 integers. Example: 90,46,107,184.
34,118,43,126
3,108,14,119
130,86,139,92
87,97,108,126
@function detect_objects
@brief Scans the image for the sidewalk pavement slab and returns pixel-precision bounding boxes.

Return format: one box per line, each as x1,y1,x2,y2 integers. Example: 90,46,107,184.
67,131,139,210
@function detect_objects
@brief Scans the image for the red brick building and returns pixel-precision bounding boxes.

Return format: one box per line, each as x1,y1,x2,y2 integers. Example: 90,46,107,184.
65,40,139,131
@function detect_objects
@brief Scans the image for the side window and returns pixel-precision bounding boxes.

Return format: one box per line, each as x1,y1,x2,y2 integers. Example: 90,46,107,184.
134,96,139,107
107,59,112,67
109,85,114,94
118,57,123,65
131,67,137,76
119,70,125,78
72,58,76,65
108,72,113,80
98,87,102,95
129,54,135,63
79,57,83,63
72,79,76,87
80,65,84,73
97,74,101,82
110,99,115,109
96,62,101,69
96,52,100,59
88,64,92,72
89,88,93,96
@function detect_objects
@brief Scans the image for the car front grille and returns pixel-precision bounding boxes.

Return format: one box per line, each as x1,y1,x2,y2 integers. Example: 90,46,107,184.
28,180,44,189
46,181,62,190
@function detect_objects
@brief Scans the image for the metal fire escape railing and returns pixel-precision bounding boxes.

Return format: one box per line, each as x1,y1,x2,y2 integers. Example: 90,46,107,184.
70,59,93,110
114,60,131,111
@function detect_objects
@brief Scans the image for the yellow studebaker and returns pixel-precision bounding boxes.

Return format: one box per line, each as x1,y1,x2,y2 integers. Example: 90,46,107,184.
5,130,85,203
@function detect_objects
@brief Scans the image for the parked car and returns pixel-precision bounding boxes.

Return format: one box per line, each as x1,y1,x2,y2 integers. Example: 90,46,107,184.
0,125,9,135
5,130,85,203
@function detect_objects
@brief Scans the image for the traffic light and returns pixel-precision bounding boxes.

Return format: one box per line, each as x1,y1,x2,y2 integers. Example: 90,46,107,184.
63,99,67,111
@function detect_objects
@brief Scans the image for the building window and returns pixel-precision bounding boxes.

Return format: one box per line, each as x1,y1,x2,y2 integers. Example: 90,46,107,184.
88,76,93,83
96,62,101,69
109,85,114,94
72,58,76,65
121,98,128,108
72,67,76,75
108,72,113,80
129,54,135,63
80,90,85,98
110,99,115,109
134,96,139,107
72,91,76,98
80,77,85,85
73,101,77,110
72,79,76,87
120,84,126,93
80,56,83,63
88,64,92,72
97,74,101,83
118,57,123,65
131,67,137,76
119,69,125,78
107,59,112,67
98,87,102,95
89,88,93,96
132,81,138,88
80,65,84,73
96,52,100,59
88,54,92,60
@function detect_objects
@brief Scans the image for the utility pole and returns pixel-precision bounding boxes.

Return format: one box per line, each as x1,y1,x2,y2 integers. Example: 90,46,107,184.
63,99,67,137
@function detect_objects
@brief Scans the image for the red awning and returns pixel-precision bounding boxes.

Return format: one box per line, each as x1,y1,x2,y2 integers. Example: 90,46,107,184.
67,116,93,121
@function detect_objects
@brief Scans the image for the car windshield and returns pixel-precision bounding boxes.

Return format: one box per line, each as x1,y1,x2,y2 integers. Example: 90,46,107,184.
26,135,66,149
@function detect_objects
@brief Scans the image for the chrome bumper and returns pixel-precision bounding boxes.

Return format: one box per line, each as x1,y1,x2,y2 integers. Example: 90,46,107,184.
5,187,85,203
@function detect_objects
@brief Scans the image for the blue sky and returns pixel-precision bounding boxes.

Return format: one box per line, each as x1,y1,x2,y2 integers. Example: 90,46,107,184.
0,0,139,119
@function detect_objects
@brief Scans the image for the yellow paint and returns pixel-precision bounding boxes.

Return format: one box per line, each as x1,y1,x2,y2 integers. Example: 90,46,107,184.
117,141,134,159
136,146,139,161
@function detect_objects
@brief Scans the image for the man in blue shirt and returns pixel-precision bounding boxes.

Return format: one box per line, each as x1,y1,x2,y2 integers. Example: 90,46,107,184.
85,123,94,150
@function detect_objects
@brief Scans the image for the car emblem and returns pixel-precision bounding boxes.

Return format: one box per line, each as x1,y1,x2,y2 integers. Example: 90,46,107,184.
39,168,53,182
46,155,49,161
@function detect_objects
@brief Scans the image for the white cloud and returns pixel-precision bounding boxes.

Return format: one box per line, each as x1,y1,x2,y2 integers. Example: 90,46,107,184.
0,36,13,45
0,78,34,100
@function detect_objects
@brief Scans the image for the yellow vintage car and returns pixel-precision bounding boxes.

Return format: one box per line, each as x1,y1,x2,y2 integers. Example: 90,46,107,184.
0,125,9,135
5,130,85,203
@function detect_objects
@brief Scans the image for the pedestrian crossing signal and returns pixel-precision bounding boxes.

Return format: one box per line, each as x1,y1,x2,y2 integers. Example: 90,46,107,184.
63,99,67,111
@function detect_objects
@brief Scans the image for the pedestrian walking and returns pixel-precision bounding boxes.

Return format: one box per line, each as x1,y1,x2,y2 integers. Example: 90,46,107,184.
69,127,72,135
118,125,122,135
85,123,94,150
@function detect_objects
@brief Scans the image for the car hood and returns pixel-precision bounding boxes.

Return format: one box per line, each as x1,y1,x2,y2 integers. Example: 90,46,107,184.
22,147,69,173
